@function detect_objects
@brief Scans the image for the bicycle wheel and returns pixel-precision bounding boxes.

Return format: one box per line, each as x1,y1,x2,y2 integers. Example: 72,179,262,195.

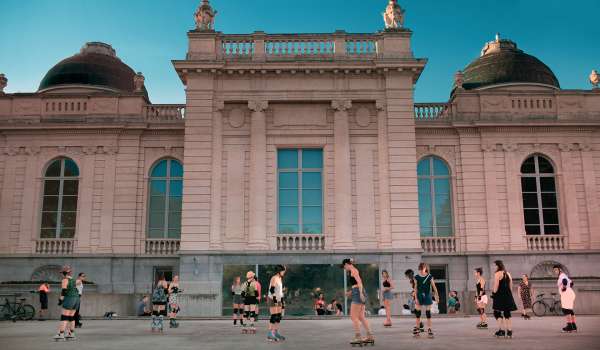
532,301,546,317
553,300,562,316
16,304,35,321
0,305,10,320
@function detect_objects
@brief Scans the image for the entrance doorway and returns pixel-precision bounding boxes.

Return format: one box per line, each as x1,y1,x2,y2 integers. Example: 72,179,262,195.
430,265,448,314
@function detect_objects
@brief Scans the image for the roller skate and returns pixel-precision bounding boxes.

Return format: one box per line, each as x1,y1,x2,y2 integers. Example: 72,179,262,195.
241,324,248,334
562,323,577,333
250,323,257,334
383,321,392,328
419,322,425,333
267,331,279,342
494,330,506,338
426,328,434,339
350,334,363,347
572,323,578,332
53,332,65,341
476,322,488,329
506,330,513,339
362,333,375,346
412,326,420,337
157,315,164,333
64,332,76,341
275,331,286,341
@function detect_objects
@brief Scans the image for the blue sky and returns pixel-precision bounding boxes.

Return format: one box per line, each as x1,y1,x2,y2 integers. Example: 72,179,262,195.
1,0,598,103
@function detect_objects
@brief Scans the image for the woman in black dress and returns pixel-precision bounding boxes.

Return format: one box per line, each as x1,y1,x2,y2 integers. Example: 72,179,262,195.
491,260,517,339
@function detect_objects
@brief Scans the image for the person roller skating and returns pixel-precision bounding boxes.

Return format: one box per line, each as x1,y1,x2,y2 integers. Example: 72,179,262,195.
491,260,517,339
474,268,489,329
151,274,169,333
381,270,394,327
342,259,374,347
413,263,439,339
405,269,424,334
168,275,182,328
267,265,287,342
53,266,80,341
241,270,259,335
553,265,577,333
231,276,244,327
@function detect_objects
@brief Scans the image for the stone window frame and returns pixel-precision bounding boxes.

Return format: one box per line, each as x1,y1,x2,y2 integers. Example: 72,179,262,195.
146,158,183,239
276,148,324,235
417,155,455,237
520,153,560,236
39,157,80,239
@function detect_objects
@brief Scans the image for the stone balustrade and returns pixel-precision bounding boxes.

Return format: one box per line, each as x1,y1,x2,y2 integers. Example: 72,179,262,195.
144,239,181,255
526,235,566,252
276,234,325,251
421,236,458,254
35,239,75,255
414,103,452,121
143,104,185,122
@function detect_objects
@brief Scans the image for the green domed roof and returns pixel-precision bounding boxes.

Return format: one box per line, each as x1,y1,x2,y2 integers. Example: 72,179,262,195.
39,42,144,94
460,37,560,90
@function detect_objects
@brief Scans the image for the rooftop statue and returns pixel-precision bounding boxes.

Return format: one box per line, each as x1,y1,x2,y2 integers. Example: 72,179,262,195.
590,70,599,89
383,0,405,29
0,73,6,94
194,0,217,31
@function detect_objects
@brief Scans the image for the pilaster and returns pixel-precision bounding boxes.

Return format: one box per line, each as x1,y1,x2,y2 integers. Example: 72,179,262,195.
558,143,583,249
376,101,392,249
209,101,224,249
332,100,354,249
247,100,269,249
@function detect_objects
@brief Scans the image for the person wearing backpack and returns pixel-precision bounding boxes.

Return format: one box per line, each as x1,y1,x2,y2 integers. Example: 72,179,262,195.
241,271,260,334
413,263,439,339
151,274,169,332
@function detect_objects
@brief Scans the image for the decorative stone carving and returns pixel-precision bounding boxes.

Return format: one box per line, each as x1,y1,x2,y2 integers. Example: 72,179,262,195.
3,146,20,156
558,143,574,152
194,0,217,31
375,100,386,111
248,100,268,112
228,108,245,128
331,99,352,111
590,69,599,89
354,107,371,127
454,70,464,90
31,265,64,282
530,261,569,279
579,143,593,152
481,144,498,152
383,0,405,29
24,146,41,156
501,143,519,152
133,72,145,92
0,73,7,94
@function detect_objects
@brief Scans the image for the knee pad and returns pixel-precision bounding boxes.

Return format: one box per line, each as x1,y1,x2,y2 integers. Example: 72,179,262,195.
160,309,168,316
503,311,511,319
269,314,277,324
425,310,431,319
61,314,69,321
233,308,239,315
493,310,502,319
415,309,422,318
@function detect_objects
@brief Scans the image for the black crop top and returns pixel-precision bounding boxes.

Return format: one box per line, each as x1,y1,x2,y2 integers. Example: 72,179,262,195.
349,275,358,286
383,280,391,288
476,281,485,296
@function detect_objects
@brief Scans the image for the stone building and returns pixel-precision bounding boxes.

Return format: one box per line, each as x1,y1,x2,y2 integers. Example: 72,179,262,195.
0,1,599,316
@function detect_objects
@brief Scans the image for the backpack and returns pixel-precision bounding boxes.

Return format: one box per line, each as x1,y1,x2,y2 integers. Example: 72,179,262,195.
151,286,167,303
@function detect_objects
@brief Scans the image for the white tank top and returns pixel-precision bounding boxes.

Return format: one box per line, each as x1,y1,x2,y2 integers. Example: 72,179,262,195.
269,277,284,299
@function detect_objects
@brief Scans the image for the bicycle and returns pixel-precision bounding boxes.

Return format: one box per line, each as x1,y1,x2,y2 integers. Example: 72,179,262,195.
0,296,36,322
532,292,561,317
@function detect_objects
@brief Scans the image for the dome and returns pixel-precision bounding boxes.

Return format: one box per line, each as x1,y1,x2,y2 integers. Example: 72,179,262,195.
459,36,560,90
38,42,145,95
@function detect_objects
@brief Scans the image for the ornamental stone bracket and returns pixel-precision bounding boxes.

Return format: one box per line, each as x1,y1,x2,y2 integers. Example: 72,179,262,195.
331,99,352,111
501,143,520,153
248,100,269,112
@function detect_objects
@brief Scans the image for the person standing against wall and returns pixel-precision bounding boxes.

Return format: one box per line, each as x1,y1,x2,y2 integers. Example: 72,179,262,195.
37,282,50,321
74,273,85,328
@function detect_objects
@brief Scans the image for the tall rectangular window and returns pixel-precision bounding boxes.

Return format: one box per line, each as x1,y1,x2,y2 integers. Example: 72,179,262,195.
278,149,323,234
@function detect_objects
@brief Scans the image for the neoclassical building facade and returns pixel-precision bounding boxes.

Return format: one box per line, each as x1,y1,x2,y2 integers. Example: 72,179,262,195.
0,1,599,316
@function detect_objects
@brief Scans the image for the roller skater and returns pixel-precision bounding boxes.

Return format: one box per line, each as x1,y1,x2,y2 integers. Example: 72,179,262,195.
518,274,534,320
474,268,489,329
554,265,577,333
241,270,259,335
231,276,244,327
53,266,80,341
405,269,424,334
151,273,169,333
342,259,374,347
491,260,517,339
267,265,287,342
381,270,394,327
168,275,182,328
413,263,439,339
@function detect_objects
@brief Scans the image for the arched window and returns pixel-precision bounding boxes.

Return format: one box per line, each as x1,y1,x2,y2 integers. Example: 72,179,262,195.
148,159,183,239
521,155,559,235
417,156,453,237
40,158,79,239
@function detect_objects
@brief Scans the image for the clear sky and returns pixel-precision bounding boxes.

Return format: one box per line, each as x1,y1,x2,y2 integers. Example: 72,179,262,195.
1,0,598,103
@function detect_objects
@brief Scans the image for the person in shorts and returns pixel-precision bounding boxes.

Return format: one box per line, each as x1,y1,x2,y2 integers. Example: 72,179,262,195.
474,267,489,328
554,264,577,332
241,271,260,333
413,263,439,338
231,276,244,326
38,282,50,320
53,266,80,341
267,265,286,341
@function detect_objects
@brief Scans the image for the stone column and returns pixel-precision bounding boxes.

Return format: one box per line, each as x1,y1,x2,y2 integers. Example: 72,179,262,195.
247,100,269,249
580,143,600,249
376,101,392,249
332,100,354,249
502,143,525,250
558,143,582,249
482,144,502,250
209,101,224,249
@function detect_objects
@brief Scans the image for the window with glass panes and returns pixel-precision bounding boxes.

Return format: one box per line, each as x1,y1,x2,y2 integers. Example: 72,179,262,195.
521,155,559,235
277,149,323,234
417,156,453,237
40,158,79,239
147,159,183,239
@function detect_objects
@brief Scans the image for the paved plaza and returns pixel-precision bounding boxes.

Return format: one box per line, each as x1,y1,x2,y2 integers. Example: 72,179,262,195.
1,316,599,350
